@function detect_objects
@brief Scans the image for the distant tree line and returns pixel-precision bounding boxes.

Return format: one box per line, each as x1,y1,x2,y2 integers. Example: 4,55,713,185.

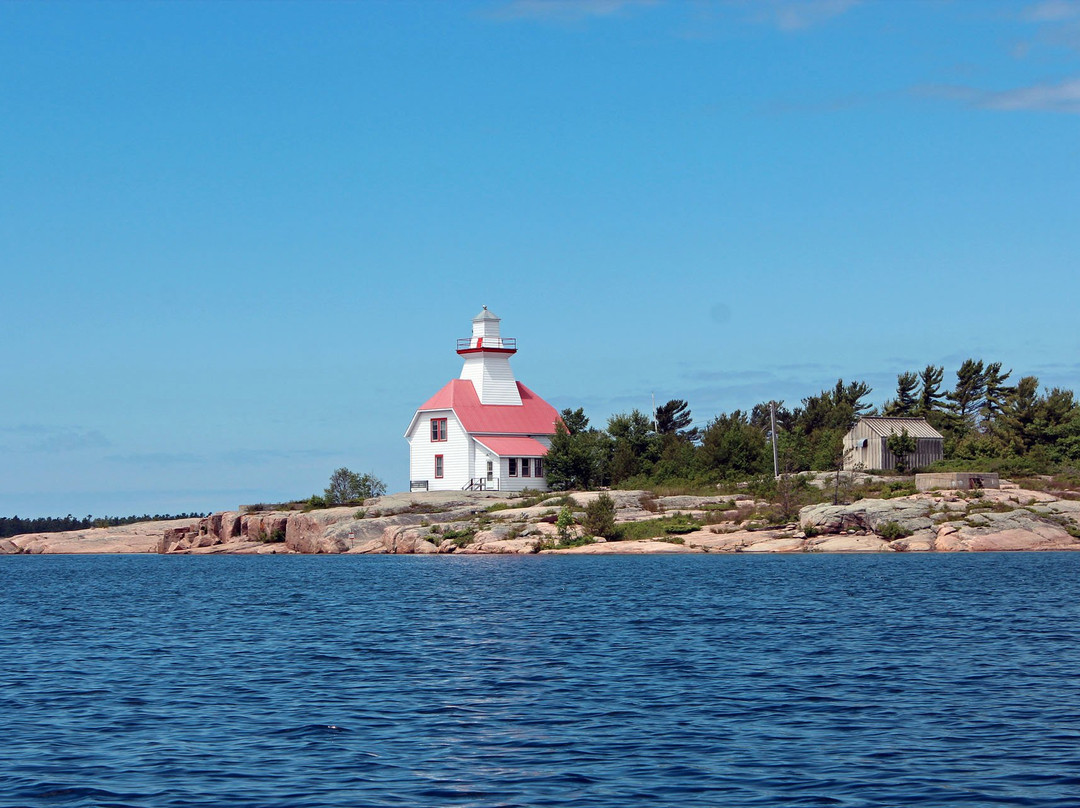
546,359,1080,489
0,512,208,539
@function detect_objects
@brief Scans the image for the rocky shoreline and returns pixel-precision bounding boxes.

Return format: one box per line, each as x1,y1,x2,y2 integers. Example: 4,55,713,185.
4,482,1080,555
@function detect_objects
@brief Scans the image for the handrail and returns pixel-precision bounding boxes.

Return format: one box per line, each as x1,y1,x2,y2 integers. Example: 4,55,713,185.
456,337,517,351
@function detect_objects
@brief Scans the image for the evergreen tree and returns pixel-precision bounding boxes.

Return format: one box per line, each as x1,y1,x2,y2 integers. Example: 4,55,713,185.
917,365,945,415
946,359,986,429
997,375,1041,453
560,407,590,435
884,372,919,416
544,420,612,490
655,399,699,442
607,409,657,483
699,410,769,478
324,468,386,505
885,427,918,473
980,361,1014,426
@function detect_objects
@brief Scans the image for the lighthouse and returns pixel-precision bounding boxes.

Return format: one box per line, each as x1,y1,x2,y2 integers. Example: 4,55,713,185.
404,308,559,492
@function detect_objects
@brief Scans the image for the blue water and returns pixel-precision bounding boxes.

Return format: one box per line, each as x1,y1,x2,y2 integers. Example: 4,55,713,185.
3,554,1080,808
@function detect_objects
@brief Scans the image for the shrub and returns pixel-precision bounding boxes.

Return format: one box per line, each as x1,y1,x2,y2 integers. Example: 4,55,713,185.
324,468,387,506
556,505,576,542
582,493,617,537
537,535,596,551
877,521,912,540
256,528,286,543
441,527,475,548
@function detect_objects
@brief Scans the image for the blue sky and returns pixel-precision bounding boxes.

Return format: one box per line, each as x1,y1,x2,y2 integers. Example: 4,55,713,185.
3,0,1078,516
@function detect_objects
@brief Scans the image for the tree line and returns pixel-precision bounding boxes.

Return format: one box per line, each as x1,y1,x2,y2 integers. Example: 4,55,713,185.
545,359,1080,490
0,512,208,540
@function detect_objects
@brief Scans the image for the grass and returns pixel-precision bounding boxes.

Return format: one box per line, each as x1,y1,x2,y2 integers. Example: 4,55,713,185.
537,536,596,551
616,477,721,497
440,527,476,548
614,516,703,541
485,493,575,513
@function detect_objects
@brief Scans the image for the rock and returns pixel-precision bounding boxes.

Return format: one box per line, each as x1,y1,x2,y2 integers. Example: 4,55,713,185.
347,539,388,554
740,537,805,553
220,513,241,541
800,498,933,537
934,528,964,551
809,535,891,553
544,539,703,554
5,518,201,554
463,538,539,554
890,530,935,552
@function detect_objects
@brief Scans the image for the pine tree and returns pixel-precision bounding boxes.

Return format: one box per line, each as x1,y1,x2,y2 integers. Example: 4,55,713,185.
917,365,945,415
980,361,1014,427
946,359,985,429
884,372,919,416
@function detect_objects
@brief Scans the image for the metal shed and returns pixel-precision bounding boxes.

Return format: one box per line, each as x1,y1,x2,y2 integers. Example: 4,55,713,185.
843,416,944,471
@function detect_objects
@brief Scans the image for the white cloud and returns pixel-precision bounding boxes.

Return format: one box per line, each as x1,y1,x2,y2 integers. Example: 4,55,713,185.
920,76,1080,113
764,0,862,31
488,0,657,22
1024,0,1080,22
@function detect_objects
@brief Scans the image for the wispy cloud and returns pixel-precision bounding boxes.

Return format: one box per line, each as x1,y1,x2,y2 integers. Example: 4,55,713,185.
487,0,657,23
104,447,343,468
0,425,111,453
1023,0,1080,23
755,0,862,32
918,76,1080,113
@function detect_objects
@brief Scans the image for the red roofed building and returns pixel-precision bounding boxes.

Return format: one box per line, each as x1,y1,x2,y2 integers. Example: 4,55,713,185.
405,308,560,491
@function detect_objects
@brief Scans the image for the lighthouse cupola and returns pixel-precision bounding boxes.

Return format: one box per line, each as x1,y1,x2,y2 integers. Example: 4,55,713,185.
456,306,522,405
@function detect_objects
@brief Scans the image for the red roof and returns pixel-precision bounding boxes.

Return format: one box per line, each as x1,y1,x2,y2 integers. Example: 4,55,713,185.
474,436,550,457
417,379,559,435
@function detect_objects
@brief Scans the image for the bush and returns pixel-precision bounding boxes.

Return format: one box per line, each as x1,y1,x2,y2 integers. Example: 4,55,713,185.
582,493,617,537
615,516,701,541
324,468,387,506
877,521,912,540
257,527,286,543
556,506,576,542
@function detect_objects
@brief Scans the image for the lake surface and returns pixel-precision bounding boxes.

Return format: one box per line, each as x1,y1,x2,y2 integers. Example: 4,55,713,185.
3,553,1080,808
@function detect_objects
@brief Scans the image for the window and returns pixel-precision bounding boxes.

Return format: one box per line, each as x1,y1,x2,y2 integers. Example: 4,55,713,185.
430,418,447,442
486,461,493,481
434,455,444,478
508,458,517,477
534,458,543,478
521,458,530,477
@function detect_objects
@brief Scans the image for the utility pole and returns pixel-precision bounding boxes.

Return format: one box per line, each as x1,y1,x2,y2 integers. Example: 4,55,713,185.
770,400,780,479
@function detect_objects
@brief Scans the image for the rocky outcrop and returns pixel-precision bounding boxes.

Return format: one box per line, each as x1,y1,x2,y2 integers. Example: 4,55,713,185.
6,486,1080,556
5,518,201,554
801,498,933,536
798,488,1080,553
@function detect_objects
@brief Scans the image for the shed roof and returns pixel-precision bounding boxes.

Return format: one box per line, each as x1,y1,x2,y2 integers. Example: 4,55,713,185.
412,379,559,436
854,416,943,439
474,436,549,457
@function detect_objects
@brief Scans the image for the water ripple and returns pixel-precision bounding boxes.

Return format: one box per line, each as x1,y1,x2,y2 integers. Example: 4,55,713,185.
3,553,1080,807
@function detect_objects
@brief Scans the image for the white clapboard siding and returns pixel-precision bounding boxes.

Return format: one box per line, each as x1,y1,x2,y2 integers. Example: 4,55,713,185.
458,354,522,405
408,409,471,491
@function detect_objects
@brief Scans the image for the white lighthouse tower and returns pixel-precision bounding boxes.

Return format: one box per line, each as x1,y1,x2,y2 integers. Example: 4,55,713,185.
456,306,522,406
405,307,559,492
